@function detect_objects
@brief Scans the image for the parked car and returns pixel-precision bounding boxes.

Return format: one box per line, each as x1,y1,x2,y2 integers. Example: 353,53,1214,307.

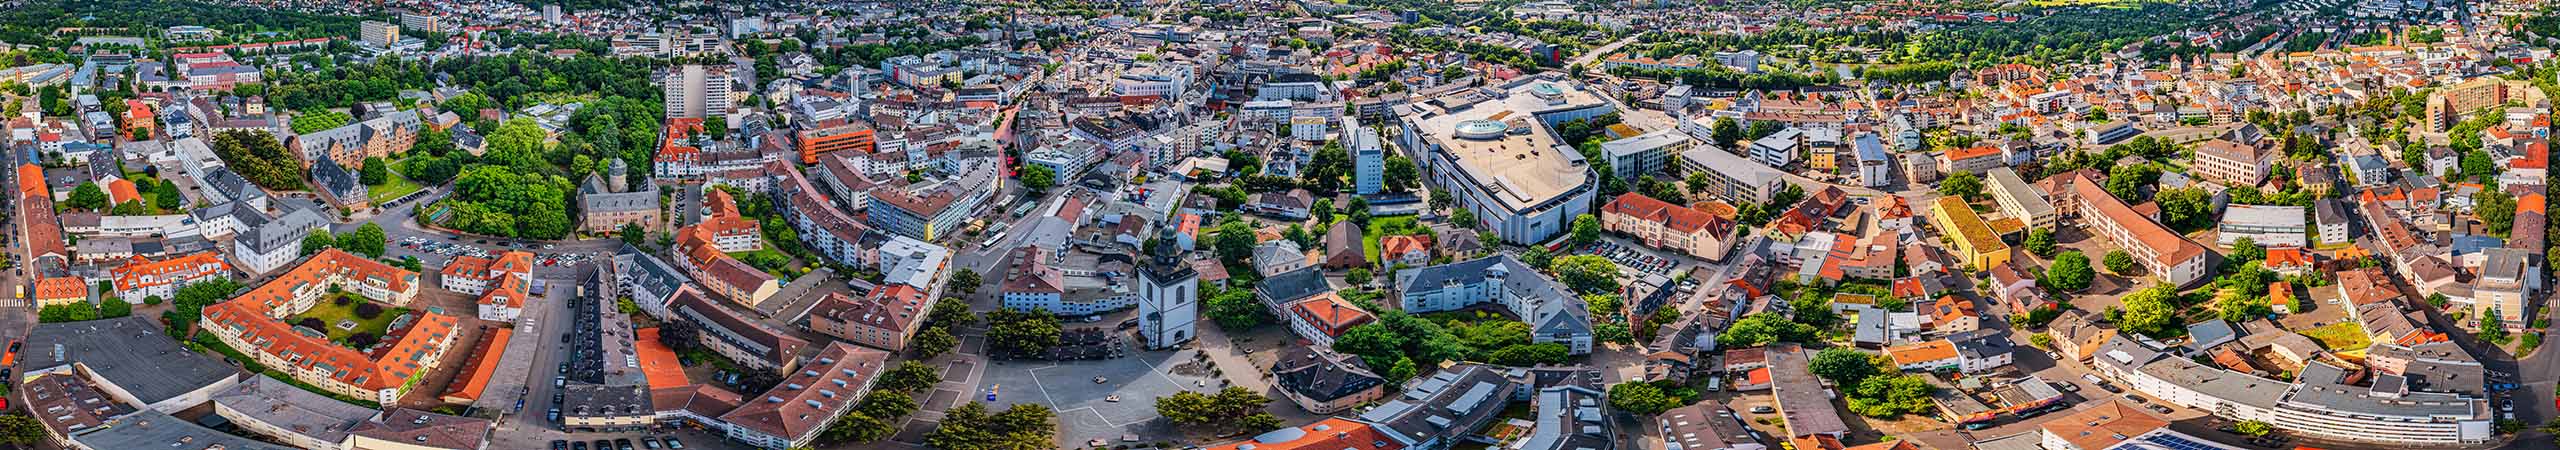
1749,405,1775,414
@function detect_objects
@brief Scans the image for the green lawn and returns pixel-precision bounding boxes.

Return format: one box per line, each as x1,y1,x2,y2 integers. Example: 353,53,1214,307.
290,294,408,345
2300,322,2371,353
290,110,353,134
1362,216,1433,265
368,174,425,205
728,248,794,275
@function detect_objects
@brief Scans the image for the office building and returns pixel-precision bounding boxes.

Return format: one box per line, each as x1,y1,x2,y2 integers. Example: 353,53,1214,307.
1603,128,1693,181
1676,145,1784,205
1985,167,2054,229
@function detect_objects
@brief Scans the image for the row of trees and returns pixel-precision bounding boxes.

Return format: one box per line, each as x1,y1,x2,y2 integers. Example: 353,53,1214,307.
818,361,943,444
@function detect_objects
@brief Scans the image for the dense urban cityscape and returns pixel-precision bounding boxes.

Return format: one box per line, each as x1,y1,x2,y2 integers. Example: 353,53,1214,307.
0,0,2552,449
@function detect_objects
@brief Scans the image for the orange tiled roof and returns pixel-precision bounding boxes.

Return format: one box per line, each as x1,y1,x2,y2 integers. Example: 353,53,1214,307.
440,327,509,403
634,328,689,389
111,252,230,293
1288,293,1374,336
1886,340,1958,366
202,249,451,392
1380,235,1431,259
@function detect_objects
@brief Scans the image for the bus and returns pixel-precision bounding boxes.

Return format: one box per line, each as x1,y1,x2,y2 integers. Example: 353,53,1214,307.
982,231,1009,249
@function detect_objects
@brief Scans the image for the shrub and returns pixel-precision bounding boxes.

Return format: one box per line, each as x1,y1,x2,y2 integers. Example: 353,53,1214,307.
354,302,385,320
347,332,380,348
296,318,326,330
332,295,354,306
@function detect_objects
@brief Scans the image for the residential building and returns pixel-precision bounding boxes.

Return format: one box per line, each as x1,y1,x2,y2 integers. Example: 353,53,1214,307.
198,249,457,405
1353,117,1385,195
360,20,399,48
662,65,734,120
2093,336,2493,446
714,342,887,449
1940,145,2003,175
805,285,927,352
1394,254,1594,354
107,251,227,300
1270,346,1385,415
669,288,809,371
1604,129,1692,181
867,162,1000,241
2056,171,2209,287
442,251,536,322
2193,139,2275,186
1601,192,1739,261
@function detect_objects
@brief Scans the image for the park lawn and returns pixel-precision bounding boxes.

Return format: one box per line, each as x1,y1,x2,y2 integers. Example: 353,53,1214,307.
368,174,425,205
2300,322,2371,353
290,294,408,345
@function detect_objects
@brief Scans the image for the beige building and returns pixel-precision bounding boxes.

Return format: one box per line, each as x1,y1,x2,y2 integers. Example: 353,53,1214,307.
1599,192,1739,262
2191,139,2274,186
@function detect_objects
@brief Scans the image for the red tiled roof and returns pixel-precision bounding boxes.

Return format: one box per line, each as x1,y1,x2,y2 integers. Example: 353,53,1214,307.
1603,192,1735,235
715,342,889,443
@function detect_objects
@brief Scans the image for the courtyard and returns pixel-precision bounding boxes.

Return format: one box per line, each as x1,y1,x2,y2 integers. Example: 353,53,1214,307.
289,293,410,346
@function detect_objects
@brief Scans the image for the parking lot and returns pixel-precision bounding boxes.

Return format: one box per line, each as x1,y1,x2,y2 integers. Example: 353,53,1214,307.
1574,238,1684,276
397,235,599,267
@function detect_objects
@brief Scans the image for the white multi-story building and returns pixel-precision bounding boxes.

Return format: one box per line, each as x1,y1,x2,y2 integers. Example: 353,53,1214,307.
1395,75,1609,244
1394,254,1593,354
2093,336,2494,447
662,65,734,120
1987,167,2055,230
1025,139,1103,181
1350,114,1384,195
1748,128,1801,167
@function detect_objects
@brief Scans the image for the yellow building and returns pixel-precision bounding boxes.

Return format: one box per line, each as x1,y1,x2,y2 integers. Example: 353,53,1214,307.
1929,196,2010,270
